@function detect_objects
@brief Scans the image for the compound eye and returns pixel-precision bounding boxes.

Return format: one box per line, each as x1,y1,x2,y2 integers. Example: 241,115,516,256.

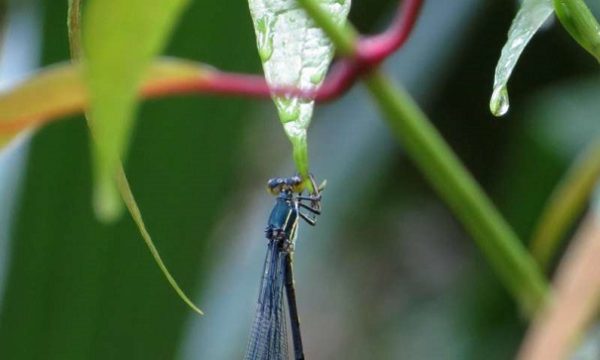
267,178,284,195
287,175,304,193
285,176,300,185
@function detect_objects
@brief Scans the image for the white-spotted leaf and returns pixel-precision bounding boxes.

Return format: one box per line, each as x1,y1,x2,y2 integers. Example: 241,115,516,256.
247,0,351,176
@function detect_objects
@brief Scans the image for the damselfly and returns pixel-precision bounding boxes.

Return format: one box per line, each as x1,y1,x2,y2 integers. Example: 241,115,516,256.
244,175,324,360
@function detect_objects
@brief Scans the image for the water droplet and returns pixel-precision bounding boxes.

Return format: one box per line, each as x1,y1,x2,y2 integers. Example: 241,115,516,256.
256,16,275,62
490,85,510,117
490,0,552,116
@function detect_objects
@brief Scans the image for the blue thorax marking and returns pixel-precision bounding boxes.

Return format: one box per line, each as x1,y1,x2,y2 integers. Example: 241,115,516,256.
267,192,298,240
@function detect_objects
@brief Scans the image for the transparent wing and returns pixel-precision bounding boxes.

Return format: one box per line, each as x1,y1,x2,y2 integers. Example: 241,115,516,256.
244,240,289,360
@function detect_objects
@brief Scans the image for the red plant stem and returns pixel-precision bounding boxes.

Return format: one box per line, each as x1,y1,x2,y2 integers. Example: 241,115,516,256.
313,59,358,101
357,0,423,66
146,71,273,99
0,0,424,135
161,0,423,103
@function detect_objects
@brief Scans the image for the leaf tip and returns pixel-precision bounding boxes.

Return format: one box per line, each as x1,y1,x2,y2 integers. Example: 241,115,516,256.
188,302,205,316
490,85,510,117
93,174,123,223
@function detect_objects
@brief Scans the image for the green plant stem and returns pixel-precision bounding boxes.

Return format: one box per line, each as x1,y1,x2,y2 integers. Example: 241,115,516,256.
364,71,547,314
0,1,8,57
67,0,82,59
297,0,549,314
530,138,600,270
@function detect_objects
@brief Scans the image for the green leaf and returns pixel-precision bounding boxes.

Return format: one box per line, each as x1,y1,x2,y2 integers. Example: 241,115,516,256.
247,0,351,177
294,0,549,314
116,167,203,315
83,0,190,221
68,0,202,315
0,60,210,315
0,1,255,356
364,71,548,316
553,0,600,62
490,0,554,117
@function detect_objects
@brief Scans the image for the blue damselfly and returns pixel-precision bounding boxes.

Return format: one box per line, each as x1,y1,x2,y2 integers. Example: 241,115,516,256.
244,175,324,360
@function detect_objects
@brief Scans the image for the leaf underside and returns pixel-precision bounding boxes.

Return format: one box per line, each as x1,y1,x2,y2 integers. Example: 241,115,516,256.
247,0,351,176
490,0,554,117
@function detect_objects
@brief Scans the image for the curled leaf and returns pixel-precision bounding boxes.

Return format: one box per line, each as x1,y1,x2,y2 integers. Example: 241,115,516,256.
490,0,554,117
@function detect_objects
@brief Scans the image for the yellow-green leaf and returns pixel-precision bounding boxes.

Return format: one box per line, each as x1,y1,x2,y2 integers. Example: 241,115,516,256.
83,0,191,221
0,59,210,139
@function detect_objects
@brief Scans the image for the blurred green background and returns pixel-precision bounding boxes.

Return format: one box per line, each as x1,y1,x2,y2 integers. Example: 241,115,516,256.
0,0,598,359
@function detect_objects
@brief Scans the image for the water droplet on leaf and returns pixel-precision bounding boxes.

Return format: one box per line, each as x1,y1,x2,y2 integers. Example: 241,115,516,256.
490,85,510,117
489,0,553,116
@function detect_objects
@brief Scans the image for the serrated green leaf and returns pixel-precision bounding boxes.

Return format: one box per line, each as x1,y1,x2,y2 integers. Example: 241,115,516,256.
490,0,554,117
83,0,190,221
247,0,351,177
